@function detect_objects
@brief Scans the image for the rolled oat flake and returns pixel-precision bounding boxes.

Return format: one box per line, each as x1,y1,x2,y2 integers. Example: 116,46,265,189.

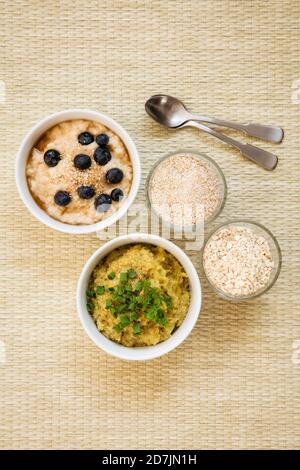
203,225,274,297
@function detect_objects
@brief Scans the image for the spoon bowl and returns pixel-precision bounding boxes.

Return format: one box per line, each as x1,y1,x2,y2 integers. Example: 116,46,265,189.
145,94,190,128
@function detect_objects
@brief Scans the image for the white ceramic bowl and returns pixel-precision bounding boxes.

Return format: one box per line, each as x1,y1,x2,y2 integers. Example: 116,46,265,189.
77,233,202,360
15,109,141,234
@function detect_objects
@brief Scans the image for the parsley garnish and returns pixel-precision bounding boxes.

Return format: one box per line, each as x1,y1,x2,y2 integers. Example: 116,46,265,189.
120,272,128,283
133,323,141,335
87,268,173,335
96,285,105,295
127,268,137,279
86,301,95,312
104,269,173,335
86,290,96,298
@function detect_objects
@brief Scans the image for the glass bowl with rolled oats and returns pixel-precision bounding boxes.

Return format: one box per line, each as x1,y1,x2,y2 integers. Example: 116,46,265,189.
202,220,281,301
147,151,227,231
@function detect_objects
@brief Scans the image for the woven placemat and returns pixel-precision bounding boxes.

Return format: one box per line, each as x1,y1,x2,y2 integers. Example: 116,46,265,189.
0,0,299,450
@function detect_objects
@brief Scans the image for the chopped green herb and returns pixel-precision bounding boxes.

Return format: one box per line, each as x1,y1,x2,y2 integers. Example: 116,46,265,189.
142,279,151,291
113,324,123,332
128,302,136,311
130,311,138,321
127,268,137,279
111,307,117,318
133,323,142,335
113,314,130,332
136,295,144,304
119,314,130,326
134,280,143,293
156,308,169,326
96,285,105,295
86,289,96,298
118,304,127,313
145,309,156,321
108,272,116,280
86,301,95,312
102,269,173,332
163,294,173,309
120,272,128,283
116,285,125,295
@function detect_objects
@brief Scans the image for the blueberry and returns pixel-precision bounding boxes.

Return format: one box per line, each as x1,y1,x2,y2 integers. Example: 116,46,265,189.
78,132,94,145
54,190,71,206
94,147,111,166
111,188,124,202
95,133,109,147
106,168,124,184
94,193,112,212
44,149,61,167
77,185,95,199
74,154,92,170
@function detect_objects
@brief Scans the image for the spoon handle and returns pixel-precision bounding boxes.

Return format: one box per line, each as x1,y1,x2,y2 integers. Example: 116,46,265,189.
191,114,284,144
188,121,278,170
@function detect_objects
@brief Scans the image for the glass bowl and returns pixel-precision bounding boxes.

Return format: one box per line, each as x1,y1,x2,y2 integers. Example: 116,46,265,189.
202,220,282,301
146,151,227,232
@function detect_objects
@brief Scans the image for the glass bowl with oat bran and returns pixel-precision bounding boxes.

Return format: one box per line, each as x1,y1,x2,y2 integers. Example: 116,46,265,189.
147,151,227,231
202,220,281,301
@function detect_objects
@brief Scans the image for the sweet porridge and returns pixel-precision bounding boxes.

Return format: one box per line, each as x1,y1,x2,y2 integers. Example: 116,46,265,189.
26,119,133,225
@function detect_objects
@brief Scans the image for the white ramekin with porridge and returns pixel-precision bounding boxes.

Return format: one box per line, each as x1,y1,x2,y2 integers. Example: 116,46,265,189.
16,110,141,234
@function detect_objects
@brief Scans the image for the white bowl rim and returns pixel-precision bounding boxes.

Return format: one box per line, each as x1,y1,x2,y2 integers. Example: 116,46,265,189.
15,109,141,234
77,233,202,360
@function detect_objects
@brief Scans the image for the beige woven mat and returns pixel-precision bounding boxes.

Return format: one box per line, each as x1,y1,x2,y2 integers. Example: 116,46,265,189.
0,0,299,450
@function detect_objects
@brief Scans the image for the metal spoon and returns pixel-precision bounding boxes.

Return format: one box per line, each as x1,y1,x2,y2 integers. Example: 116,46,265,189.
145,94,284,143
145,95,280,170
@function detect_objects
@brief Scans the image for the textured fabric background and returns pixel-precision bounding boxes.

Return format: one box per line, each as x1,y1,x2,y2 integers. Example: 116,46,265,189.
0,0,299,450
